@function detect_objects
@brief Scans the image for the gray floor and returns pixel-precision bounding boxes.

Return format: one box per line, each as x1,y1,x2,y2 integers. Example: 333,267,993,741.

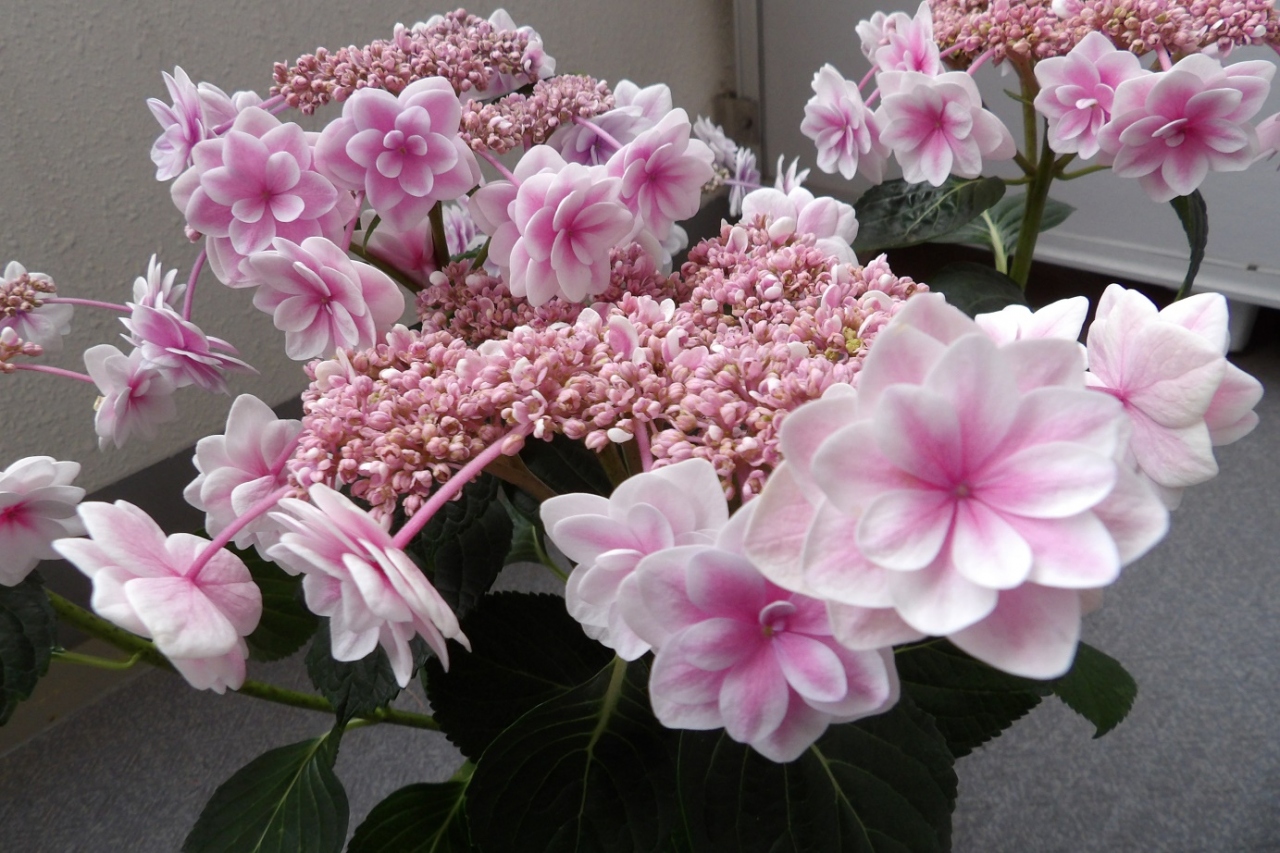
2,319,1278,852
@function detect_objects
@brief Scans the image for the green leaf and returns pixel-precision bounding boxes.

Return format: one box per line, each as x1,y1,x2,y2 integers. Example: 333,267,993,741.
676,697,957,853
465,656,678,853
852,176,1006,254
1051,641,1137,738
926,261,1029,318
895,640,1050,759
348,774,474,853
183,729,349,853
305,621,423,724
1170,191,1208,299
423,592,612,760
518,434,613,497
0,573,57,725
229,544,318,663
933,192,1075,258
403,473,512,619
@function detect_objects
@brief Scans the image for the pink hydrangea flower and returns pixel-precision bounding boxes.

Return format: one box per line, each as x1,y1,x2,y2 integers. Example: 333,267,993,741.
1084,285,1262,506
606,108,715,242
878,71,1016,187
84,344,178,450
131,255,186,311
541,458,730,660
267,484,467,687
243,236,406,360
469,146,635,305
0,457,85,586
856,12,891,62
1098,55,1275,202
123,303,255,393
620,502,899,763
874,2,944,75
148,68,206,181
800,64,888,183
1033,32,1151,160
185,394,302,552
54,501,262,693
743,294,1169,679
315,77,481,231
171,107,357,286
740,187,859,263
0,261,72,353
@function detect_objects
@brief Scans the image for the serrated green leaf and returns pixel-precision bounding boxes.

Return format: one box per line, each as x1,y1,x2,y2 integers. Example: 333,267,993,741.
677,696,957,853
404,473,511,619
183,729,348,853
895,640,1050,758
0,573,56,725
1051,641,1137,738
932,192,1075,259
518,434,613,497
228,544,318,663
306,621,423,724
348,775,474,853
423,592,612,760
1170,191,1208,299
466,656,678,853
926,262,1029,318
853,176,1006,254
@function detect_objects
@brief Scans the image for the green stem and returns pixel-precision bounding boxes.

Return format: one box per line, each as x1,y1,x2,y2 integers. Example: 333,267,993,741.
428,201,450,270
983,211,1009,274
348,243,423,293
1058,164,1110,181
470,237,490,273
1008,126,1056,288
52,649,142,670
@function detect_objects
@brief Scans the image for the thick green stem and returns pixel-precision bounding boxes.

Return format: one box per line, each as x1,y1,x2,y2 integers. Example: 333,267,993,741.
52,649,143,670
1058,164,1110,181
1009,129,1056,288
429,201,451,269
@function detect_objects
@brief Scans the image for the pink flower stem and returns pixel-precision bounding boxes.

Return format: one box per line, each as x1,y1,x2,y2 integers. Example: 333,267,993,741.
865,88,881,108
342,194,365,251
11,363,96,384
968,48,995,75
1156,45,1173,71
188,485,292,582
858,66,878,91
393,423,536,550
477,148,518,183
722,178,764,189
940,43,962,59
635,423,653,472
183,250,206,321
573,116,624,151
42,297,130,313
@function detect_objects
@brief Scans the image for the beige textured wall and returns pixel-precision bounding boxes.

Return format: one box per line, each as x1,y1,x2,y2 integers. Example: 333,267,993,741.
0,0,734,493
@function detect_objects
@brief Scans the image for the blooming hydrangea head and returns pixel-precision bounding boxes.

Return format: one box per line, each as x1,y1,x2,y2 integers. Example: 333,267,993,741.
84,344,178,450
122,303,256,394
606,108,715,243
741,187,859,263
1034,32,1150,160
148,68,206,182
0,261,71,354
541,458,730,659
0,457,85,586
800,64,888,183
874,2,943,75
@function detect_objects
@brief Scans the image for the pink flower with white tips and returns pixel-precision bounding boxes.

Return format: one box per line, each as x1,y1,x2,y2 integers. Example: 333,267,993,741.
743,295,1169,679
172,107,357,286
147,67,206,181
84,344,178,450
1098,55,1275,202
0,457,85,587
54,501,262,693
621,502,899,763
131,255,186,311
800,64,888,183
315,77,481,231
1084,285,1262,507
123,303,256,393
541,458,730,660
1033,32,1150,160
242,237,405,360
606,108,714,242
185,395,302,552
873,2,943,76
469,146,634,305
878,71,1016,187
267,484,467,687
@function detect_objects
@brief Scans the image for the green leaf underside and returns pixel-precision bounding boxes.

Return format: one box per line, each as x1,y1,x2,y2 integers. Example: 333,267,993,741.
305,621,425,724
182,730,348,853
465,656,678,853
1170,191,1208,298
0,573,56,725
518,433,613,497
404,472,512,619
232,544,318,662
677,697,957,853
424,592,613,761
932,192,1075,257
926,262,1029,318
852,177,1006,254
1051,641,1137,738
348,780,473,853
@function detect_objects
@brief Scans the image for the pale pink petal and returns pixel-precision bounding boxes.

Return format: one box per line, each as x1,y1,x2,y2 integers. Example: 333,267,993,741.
950,584,1082,679
719,646,790,745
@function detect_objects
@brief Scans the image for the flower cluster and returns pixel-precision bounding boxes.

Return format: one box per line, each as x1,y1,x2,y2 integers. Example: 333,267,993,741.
0,262,69,354
459,75,615,155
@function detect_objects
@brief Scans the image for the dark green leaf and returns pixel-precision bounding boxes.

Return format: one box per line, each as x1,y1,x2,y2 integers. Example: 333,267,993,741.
518,434,613,497
229,544,318,662
1051,641,1137,738
926,262,1028,318
852,176,1006,254
896,640,1050,758
404,473,511,619
933,192,1075,258
0,573,56,725
1170,191,1208,300
306,621,423,724
423,592,612,760
677,697,957,853
504,507,546,566
183,729,348,853
466,657,678,853
348,774,474,853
